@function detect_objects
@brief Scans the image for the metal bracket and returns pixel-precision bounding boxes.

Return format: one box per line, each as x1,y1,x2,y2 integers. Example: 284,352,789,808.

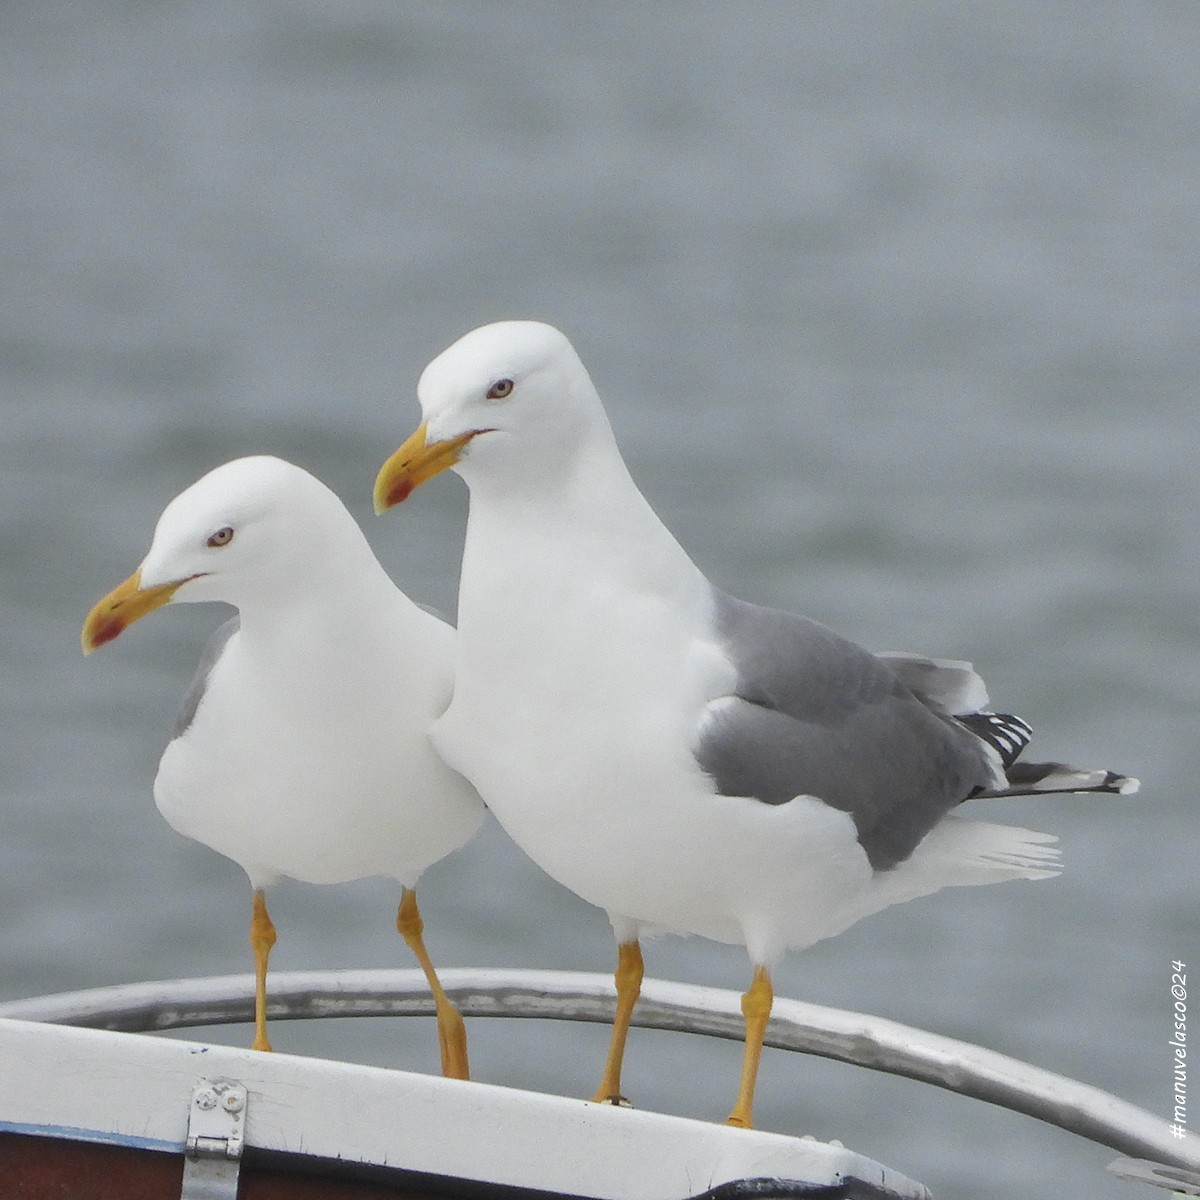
180,1078,247,1200
1108,1157,1200,1196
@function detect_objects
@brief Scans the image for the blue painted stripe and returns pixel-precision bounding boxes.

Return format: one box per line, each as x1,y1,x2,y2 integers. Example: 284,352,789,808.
0,1120,181,1154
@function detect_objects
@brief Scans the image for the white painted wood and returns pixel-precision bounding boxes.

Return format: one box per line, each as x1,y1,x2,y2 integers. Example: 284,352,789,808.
2,967,1195,1174
0,1015,928,1200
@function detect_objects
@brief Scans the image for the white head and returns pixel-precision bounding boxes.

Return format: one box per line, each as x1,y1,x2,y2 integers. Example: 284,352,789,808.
83,456,365,652
374,321,615,510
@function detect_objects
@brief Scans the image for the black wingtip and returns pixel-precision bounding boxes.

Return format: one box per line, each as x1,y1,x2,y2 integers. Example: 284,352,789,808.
959,711,1033,768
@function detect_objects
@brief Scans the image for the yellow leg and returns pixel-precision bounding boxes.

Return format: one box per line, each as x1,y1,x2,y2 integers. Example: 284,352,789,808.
397,888,470,1080
591,940,644,1106
249,889,277,1053
726,965,773,1129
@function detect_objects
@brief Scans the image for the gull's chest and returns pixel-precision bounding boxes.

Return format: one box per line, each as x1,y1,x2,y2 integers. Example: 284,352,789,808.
441,557,735,815
454,571,709,740
177,636,417,782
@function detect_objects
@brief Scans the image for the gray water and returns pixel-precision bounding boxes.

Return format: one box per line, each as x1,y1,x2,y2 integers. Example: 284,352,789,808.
1,4,1197,1197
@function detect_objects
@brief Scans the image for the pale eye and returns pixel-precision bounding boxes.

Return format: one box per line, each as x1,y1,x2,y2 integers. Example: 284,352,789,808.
486,378,514,400
207,526,234,548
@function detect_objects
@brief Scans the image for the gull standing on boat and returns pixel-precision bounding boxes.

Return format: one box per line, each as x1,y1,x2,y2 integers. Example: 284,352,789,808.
373,321,1137,1127
83,456,485,1073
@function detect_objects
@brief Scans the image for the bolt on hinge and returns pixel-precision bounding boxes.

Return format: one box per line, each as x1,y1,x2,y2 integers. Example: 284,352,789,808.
180,1078,247,1200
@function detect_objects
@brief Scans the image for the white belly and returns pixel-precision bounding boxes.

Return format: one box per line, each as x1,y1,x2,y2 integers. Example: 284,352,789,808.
434,672,873,960
154,653,483,891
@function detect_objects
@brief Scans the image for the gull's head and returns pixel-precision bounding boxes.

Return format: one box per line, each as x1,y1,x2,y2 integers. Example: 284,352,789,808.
374,320,604,511
83,456,353,653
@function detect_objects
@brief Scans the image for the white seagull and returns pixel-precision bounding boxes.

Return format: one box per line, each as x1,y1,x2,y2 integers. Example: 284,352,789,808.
83,456,485,1073
373,321,1138,1128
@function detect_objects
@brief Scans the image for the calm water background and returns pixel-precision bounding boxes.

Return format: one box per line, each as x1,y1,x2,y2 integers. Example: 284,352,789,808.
1,4,1196,1197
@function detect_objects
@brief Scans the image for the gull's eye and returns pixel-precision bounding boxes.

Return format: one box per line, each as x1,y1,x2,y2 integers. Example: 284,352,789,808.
486,378,514,401
207,526,234,548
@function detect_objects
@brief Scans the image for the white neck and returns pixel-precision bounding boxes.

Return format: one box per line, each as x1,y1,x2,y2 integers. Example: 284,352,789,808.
458,429,705,626
228,520,443,675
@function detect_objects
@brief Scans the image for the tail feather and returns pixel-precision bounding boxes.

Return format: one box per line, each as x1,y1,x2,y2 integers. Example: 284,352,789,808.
880,649,1140,801
853,816,1061,927
979,760,1140,799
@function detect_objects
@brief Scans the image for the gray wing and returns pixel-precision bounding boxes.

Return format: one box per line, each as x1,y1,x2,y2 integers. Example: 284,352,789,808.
170,616,239,741
695,592,994,871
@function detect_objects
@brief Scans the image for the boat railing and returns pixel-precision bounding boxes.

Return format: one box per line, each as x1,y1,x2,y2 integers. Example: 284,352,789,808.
2,967,1197,1193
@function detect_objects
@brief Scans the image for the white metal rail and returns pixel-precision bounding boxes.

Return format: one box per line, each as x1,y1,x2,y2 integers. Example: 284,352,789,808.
3,967,1196,1178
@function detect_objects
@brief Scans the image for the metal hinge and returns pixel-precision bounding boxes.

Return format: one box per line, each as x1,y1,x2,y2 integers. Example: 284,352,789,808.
180,1078,247,1200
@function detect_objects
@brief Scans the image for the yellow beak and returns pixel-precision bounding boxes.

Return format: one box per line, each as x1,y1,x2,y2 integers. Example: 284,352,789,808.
81,569,188,655
373,422,480,513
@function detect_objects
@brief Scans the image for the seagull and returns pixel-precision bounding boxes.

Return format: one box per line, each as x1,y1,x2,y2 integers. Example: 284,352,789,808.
83,456,485,1073
372,320,1138,1128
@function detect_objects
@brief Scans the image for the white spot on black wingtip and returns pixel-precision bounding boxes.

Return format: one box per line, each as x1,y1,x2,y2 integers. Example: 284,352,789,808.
959,711,1033,768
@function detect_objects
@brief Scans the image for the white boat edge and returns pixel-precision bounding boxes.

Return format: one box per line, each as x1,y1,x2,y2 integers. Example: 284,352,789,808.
0,1014,931,1200
3,966,1195,1176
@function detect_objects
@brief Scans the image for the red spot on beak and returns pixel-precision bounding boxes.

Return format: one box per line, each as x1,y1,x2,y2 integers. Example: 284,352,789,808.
88,614,126,651
387,476,415,507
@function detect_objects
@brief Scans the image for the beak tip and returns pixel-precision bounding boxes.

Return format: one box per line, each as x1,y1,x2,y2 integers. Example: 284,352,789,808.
373,474,414,514
82,615,123,655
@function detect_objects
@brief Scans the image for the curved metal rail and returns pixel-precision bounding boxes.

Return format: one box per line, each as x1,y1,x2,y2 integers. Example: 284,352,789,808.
3,967,1195,1174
